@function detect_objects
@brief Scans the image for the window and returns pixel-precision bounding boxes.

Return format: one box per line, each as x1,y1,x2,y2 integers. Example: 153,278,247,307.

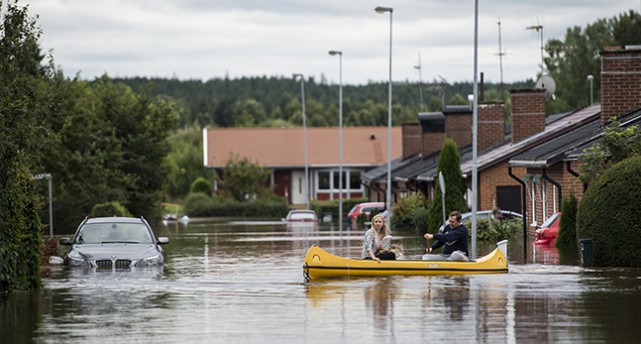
317,170,362,192
318,171,331,191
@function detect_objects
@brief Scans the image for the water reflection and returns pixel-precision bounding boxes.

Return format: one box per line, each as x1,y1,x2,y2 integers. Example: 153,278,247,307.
1,221,641,343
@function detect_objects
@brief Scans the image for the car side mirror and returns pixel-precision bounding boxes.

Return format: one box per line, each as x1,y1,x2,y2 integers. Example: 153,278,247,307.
157,237,170,245
59,237,71,245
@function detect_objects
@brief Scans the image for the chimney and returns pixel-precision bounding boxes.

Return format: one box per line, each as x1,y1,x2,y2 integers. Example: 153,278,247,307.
444,105,472,148
510,89,546,143
478,102,505,151
600,45,641,125
402,123,422,158
418,112,446,157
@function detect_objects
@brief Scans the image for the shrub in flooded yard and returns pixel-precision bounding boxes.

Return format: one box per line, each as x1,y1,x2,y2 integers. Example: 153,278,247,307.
577,156,641,267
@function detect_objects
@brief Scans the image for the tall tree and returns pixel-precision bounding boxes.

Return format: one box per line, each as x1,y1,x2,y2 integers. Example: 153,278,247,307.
545,11,641,113
0,1,49,290
427,138,468,233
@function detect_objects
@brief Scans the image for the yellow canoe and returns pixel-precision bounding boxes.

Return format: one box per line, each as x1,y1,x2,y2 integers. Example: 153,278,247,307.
303,240,509,280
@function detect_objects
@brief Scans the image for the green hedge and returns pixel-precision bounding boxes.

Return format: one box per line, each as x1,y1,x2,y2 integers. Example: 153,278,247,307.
183,192,289,218
577,156,641,267
467,218,523,242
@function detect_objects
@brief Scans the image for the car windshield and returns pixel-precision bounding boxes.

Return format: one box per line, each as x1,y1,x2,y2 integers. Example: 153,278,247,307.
74,222,153,244
540,213,560,228
289,212,316,221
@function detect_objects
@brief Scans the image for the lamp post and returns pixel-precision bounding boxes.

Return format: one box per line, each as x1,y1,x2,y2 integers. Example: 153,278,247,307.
587,74,594,105
375,6,393,229
329,50,343,234
33,173,53,238
293,73,310,209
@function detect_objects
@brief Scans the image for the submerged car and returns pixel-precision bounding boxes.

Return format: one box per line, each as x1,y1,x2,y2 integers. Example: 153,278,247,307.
534,212,561,246
283,209,318,222
347,202,386,228
59,216,170,269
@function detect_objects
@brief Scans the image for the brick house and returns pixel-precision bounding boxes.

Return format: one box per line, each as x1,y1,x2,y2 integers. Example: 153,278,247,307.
508,45,641,234
365,45,641,239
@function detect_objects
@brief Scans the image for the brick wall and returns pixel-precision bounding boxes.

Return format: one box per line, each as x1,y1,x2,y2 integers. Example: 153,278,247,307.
445,113,472,148
402,123,422,158
601,46,641,125
422,132,445,157
510,89,546,143
478,162,525,210
478,102,505,151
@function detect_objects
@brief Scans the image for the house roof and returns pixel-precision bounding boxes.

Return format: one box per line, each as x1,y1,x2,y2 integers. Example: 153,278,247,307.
361,153,422,184
395,104,601,182
457,104,601,176
566,107,641,160
204,126,403,169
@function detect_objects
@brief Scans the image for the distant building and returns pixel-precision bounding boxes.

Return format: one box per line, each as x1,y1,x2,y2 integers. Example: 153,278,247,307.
203,126,402,205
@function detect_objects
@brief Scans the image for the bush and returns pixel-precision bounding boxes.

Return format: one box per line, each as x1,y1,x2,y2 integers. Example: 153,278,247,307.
190,177,213,194
89,202,132,217
183,193,288,218
183,192,216,216
557,194,578,249
392,193,430,232
577,156,641,267
465,218,522,242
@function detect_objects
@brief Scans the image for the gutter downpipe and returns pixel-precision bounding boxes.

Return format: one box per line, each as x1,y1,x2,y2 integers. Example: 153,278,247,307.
566,161,587,191
541,168,562,211
508,166,528,262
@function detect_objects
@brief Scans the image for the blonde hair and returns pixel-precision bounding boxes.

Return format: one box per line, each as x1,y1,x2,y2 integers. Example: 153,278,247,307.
371,213,390,236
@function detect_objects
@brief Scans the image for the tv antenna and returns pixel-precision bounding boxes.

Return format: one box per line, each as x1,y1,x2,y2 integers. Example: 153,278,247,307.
495,19,507,101
526,20,545,79
414,52,425,111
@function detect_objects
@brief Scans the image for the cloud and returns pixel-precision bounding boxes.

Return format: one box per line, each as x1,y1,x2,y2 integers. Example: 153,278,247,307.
21,0,641,84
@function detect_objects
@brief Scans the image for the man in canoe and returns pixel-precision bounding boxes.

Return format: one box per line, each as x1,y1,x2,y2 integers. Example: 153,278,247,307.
423,210,469,261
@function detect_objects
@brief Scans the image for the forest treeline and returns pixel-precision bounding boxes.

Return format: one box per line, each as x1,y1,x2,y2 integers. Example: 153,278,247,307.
114,75,532,130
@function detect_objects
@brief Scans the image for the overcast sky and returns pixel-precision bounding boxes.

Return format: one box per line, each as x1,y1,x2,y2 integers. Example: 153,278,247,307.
17,0,641,85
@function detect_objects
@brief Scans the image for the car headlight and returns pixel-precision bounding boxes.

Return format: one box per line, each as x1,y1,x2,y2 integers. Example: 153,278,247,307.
138,254,162,267
66,251,89,267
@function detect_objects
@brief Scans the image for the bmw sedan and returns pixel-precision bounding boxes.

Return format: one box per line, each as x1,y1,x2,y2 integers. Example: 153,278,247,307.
59,216,170,270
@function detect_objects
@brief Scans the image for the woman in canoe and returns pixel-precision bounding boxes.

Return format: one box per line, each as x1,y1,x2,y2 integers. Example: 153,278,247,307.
362,214,396,262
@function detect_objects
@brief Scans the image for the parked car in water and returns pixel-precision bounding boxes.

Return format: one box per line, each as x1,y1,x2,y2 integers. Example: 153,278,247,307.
438,210,523,233
534,212,561,246
347,202,386,229
283,209,318,222
58,216,170,269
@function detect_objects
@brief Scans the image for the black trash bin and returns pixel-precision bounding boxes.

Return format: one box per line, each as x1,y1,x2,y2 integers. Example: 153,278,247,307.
580,238,593,267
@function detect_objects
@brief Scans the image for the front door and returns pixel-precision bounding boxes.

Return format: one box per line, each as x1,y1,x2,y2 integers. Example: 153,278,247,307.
291,171,308,205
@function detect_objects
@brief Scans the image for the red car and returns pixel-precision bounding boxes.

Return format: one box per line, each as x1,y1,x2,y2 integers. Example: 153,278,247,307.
347,202,385,229
534,212,561,246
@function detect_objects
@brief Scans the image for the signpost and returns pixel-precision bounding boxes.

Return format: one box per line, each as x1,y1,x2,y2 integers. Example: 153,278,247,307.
439,171,446,225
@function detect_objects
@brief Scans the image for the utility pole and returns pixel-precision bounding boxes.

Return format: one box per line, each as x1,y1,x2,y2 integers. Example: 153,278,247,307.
414,52,424,111
496,19,507,101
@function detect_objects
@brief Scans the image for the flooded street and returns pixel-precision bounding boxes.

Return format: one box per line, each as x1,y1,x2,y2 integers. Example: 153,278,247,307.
3,220,641,343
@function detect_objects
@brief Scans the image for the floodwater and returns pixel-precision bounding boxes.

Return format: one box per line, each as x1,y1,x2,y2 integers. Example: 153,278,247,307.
2,220,641,343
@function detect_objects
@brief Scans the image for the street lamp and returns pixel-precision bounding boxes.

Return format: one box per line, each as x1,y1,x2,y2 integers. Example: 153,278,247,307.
329,50,343,234
293,73,310,209
33,173,53,238
375,6,393,229
587,74,594,105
